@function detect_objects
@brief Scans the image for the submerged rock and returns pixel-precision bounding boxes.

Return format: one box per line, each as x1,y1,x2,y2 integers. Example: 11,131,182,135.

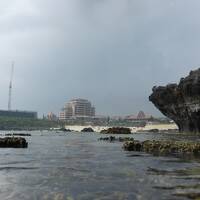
59,128,71,132
5,133,31,136
100,127,131,134
147,129,159,133
81,127,94,132
123,140,200,156
0,137,28,148
149,68,200,133
98,136,134,142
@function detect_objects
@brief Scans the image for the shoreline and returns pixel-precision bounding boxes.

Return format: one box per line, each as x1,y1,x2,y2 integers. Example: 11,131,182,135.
64,123,178,133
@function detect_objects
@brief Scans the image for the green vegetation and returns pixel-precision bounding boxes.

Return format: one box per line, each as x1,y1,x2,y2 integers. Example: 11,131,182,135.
0,117,65,130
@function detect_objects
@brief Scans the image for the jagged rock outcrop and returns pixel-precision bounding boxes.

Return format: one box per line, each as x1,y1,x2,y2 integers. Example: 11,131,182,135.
149,68,200,133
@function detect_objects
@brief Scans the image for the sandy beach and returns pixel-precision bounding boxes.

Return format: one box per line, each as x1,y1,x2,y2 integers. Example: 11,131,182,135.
65,123,178,133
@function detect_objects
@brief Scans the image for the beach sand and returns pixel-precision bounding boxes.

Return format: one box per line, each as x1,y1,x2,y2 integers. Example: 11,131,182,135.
65,123,178,133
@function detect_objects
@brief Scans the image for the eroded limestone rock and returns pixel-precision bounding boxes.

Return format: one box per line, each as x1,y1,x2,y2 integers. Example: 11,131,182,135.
149,68,200,133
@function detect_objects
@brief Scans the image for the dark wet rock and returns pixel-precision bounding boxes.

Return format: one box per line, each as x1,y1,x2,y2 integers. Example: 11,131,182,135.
98,136,134,142
123,140,200,156
100,127,131,134
147,129,159,133
81,127,94,132
59,128,71,132
149,68,200,133
63,129,71,132
0,137,28,148
5,133,31,136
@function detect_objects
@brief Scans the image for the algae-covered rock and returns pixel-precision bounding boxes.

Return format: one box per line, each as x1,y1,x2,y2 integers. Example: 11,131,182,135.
98,136,134,142
100,127,131,134
123,141,142,151
0,137,28,148
123,140,200,156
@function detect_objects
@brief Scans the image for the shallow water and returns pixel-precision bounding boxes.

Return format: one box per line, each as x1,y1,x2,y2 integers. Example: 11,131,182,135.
0,131,200,200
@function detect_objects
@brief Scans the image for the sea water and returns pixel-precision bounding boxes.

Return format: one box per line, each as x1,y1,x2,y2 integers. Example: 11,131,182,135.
0,131,199,200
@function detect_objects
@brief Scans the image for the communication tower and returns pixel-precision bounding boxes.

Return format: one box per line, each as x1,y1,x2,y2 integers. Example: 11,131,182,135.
8,62,14,111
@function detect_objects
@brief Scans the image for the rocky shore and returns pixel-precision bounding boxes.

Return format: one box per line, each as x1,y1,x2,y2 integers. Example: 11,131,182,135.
0,137,28,148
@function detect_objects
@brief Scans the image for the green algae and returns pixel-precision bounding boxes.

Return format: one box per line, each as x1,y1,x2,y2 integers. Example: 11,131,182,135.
123,140,200,157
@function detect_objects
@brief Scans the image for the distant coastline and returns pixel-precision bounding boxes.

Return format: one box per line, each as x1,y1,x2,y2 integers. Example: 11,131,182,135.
64,123,178,133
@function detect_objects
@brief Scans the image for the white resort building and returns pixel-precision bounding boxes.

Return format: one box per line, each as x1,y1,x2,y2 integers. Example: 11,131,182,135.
59,98,95,121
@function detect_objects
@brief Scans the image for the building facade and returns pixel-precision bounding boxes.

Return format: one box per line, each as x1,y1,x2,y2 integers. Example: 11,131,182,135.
47,112,57,121
59,98,95,120
124,111,153,121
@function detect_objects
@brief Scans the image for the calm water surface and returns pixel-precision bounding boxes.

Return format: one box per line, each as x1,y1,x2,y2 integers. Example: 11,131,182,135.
0,131,200,200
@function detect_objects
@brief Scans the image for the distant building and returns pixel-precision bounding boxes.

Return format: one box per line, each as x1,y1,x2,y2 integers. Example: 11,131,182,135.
138,111,153,120
0,110,37,119
59,98,95,121
137,111,146,119
124,115,137,120
47,112,57,121
125,111,153,121
59,111,66,121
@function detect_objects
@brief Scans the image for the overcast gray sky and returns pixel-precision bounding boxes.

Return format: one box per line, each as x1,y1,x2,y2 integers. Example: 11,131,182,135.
0,0,200,117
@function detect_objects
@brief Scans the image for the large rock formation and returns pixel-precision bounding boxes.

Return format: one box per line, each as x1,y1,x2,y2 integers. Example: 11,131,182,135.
149,68,200,133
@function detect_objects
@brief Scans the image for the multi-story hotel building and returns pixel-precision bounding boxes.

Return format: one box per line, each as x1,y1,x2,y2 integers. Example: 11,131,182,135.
59,98,95,120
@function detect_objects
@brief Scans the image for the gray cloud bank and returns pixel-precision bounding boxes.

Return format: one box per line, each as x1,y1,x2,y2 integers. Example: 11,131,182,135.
0,0,200,116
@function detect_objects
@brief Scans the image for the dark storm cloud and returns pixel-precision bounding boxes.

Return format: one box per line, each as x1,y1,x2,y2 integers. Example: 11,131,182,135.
0,0,200,116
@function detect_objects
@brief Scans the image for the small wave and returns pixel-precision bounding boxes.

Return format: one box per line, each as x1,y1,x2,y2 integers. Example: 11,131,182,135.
0,160,35,165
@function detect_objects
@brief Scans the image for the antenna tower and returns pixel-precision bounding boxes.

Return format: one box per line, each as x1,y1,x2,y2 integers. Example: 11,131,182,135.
8,62,14,111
